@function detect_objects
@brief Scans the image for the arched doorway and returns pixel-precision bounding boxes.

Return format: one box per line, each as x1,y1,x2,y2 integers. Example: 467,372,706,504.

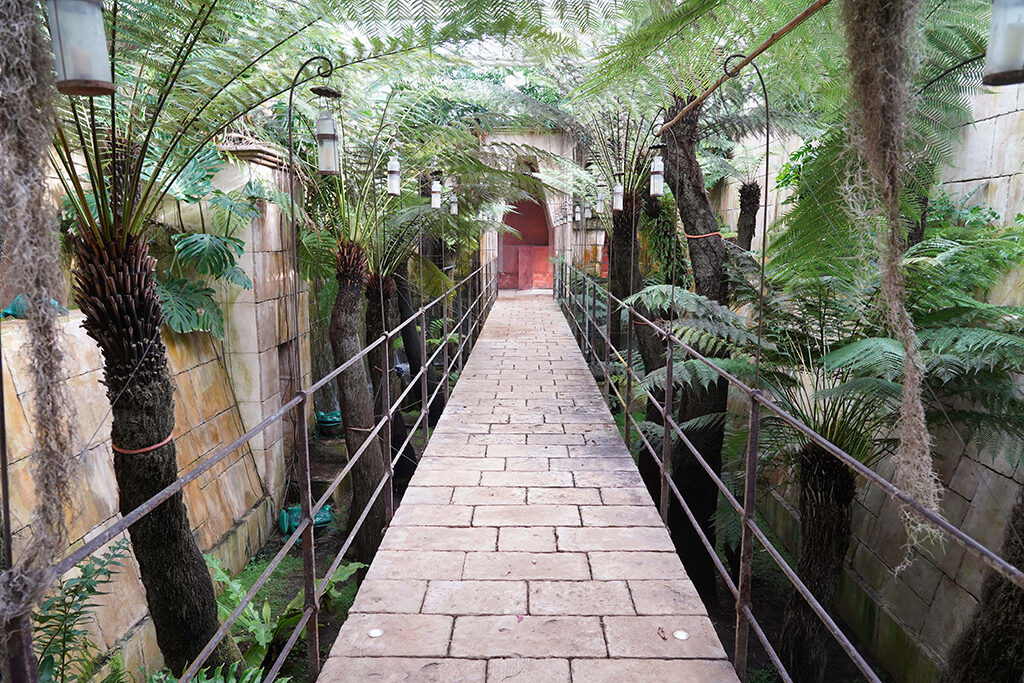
498,199,553,290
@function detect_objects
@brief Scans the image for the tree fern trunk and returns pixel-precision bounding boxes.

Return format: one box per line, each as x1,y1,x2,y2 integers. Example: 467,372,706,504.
661,93,730,606
74,233,241,674
940,490,1024,683
330,243,388,564
737,181,759,251
779,443,857,683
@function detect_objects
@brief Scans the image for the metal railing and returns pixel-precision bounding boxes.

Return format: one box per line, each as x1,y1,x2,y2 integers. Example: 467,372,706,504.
555,260,1024,682
7,259,497,682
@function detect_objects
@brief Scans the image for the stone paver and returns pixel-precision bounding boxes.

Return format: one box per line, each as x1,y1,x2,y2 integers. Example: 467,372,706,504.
319,291,735,682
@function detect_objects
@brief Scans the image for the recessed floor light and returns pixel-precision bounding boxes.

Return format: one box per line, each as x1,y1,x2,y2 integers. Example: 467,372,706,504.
673,630,689,640
368,628,384,638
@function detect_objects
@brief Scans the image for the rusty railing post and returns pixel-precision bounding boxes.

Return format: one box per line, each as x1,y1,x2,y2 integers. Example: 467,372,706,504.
442,289,451,402
623,309,634,451
420,307,430,444
604,284,611,404
660,340,673,522
294,391,320,678
381,336,394,521
590,274,599,366
457,281,465,377
583,278,591,361
734,392,760,680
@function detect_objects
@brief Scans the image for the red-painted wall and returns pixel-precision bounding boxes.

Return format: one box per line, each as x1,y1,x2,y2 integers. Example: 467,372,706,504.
502,200,550,246
499,200,553,290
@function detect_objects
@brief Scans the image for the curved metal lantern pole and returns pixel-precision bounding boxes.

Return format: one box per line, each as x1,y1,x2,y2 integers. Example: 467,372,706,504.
285,54,335,679
721,52,771,681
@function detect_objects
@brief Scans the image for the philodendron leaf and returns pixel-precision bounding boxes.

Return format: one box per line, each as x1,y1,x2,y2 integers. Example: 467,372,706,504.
157,276,225,338
172,232,245,277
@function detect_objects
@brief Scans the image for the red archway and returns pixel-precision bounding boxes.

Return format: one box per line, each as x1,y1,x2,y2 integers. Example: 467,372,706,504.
498,199,553,290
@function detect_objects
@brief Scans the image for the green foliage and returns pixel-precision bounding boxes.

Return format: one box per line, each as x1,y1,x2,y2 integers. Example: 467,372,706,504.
205,554,364,669
171,233,247,278
33,539,132,683
157,277,223,338
147,662,281,683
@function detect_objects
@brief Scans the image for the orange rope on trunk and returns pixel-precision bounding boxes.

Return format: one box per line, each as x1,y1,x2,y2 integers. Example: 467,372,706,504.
111,433,173,455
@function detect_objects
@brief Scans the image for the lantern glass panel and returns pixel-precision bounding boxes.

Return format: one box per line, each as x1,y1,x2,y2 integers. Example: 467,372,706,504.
47,0,114,96
387,156,401,196
431,181,442,209
986,0,1024,85
612,183,624,211
316,111,339,175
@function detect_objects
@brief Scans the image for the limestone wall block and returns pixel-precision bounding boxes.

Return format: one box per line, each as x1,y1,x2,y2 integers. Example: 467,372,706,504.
920,576,977,655
957,465,1018,552
880,573,929,634
1,362,31,465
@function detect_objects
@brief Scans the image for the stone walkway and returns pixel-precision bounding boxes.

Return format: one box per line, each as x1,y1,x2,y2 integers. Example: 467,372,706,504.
319,291,737,682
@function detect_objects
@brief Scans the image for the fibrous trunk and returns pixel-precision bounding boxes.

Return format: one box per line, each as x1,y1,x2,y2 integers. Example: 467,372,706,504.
330,242,389,563
74,232,241,674
779,443,857,683
661,93,730,605
940,491,1024,683
736,181,760,251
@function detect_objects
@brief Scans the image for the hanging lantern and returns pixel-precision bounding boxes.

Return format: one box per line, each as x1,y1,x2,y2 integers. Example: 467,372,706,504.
650,154,664,197
450,193,458,215
431,180,442,209
595,188,606,214
387,155,401,196
612,183,624,212
584,204,593,220
574,205,582,222
984,0,1024,85
315,110,339,176
46,0,114,96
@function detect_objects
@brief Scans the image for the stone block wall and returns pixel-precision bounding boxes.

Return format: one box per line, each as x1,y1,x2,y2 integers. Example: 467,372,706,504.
757,84,1024,682
3,144,310,675
213,145,313,510
3,316,278,675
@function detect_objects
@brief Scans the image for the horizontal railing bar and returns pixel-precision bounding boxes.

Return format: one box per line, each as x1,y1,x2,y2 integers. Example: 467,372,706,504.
393,408,426,468
590,303,744,517
306,333,388,396
262,605,314,683
742,603,793,683
40,260,497,683
181,514,311,680
747,519,881,682
755,391,1024,590
302,263,484,398
311,402,391,517
565,262,1024,591
391,365,425,414
56,391,306,577
665,464,740,600
316,472,390,599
